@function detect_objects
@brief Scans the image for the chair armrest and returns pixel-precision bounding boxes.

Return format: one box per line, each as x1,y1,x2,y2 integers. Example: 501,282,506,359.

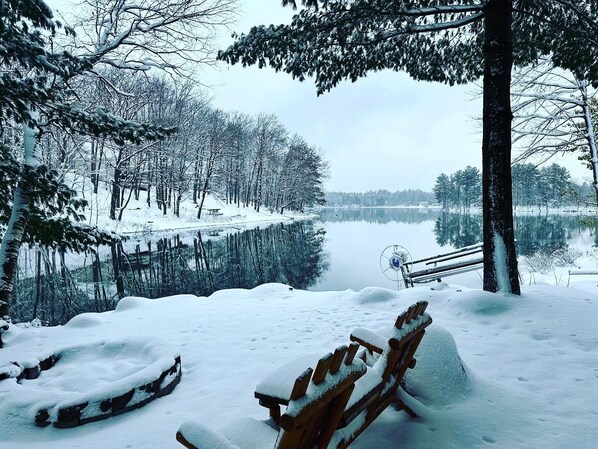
254,353,320,406
350,328,387,354
177,421,242,449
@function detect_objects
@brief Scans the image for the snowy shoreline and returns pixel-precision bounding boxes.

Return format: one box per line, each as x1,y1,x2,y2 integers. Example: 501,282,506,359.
82,190,317,238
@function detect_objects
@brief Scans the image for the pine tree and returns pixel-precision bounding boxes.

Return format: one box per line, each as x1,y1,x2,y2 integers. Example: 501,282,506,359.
433,173,451,209
511,163,540,207
461,166,482,209
0,0,173,318
219,0,598,294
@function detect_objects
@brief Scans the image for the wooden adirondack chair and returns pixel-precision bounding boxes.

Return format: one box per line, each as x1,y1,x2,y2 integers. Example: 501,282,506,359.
177,301,432,449
176,343,366,449
336,300,432,448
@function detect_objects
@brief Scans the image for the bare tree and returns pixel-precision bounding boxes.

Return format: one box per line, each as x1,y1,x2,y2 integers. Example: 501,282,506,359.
68,0,237,77
511,57,598,202
220,112,253,206
168,87,210,217
196,109,227,218
275,136,327,213
246,114,287,212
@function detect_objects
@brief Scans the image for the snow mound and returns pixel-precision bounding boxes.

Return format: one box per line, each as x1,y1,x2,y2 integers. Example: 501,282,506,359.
65,313,104,328
114,296,152,312
404,324,473,406
353,287,401,304
247,283,295,297
430,281,451,290
449,290,514,316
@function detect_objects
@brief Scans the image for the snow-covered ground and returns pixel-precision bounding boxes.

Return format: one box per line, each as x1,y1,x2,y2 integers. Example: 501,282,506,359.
1,280,597,448
77,180,308,237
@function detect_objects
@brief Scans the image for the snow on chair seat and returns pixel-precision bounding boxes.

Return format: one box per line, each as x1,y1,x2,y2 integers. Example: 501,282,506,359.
176,343,367,449
177,417,279,449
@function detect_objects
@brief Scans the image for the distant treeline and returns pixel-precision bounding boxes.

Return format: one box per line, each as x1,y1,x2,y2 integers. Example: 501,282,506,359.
325,189,436,207
317,207,441,224
434,163,595,209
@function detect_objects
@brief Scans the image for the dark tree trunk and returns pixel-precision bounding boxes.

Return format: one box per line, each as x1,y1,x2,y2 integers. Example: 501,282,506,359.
197,176,210,219
90,139,103,194
482,0,520,294
33,250,42,319
110,243,126,300
110,165,122,221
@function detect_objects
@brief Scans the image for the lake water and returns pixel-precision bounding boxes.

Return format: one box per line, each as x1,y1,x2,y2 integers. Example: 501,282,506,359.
12,208,598,325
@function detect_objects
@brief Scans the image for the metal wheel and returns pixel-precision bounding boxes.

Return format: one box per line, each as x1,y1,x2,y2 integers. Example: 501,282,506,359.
380,244,413,288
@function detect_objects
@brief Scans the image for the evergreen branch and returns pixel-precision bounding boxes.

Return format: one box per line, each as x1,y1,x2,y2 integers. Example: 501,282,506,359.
390,4,484,17
549,0,597,30
513,6,598,47
393,11,484,35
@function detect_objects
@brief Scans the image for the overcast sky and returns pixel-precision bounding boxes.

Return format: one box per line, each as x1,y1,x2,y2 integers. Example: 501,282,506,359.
47,0,592,193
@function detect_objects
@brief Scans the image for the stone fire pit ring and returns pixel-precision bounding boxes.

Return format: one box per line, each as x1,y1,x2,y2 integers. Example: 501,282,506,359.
0,337,181,428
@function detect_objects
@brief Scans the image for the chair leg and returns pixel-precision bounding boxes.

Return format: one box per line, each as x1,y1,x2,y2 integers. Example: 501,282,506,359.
316,385,355,448
176,431,199,449
394,396,418,418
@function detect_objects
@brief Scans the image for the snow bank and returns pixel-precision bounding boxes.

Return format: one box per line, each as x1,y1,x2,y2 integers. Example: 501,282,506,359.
404,325,473,406
0,283,597,449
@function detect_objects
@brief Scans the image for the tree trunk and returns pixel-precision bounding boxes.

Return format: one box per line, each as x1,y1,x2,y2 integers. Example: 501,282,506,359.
579,81,598,205
175,191,182,217
110,243,125,300
197,175,211,219
482,0,520,294
0,125,38,318
109,165,122,220
90,138,104,194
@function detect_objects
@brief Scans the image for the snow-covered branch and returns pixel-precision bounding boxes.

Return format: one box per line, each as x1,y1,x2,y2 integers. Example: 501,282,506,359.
511,56,597,178
69,0,237,77
395,4,484,17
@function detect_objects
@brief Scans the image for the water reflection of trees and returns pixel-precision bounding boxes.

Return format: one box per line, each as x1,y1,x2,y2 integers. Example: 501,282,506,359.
12,211,597,326
434,213,483,247
13,248,105,326
318,208,441,224
12,221,327,325
514,215,577,256
434,212,591,256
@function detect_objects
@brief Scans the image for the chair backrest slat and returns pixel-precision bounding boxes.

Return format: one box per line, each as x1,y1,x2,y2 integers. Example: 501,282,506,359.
394,312,407,329
329,345,348,374
276,344,366,449
290,368,313,401
312,353,333,385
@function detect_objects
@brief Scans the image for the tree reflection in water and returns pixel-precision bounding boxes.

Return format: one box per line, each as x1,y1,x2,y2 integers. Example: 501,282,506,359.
11,210,598,326
12,221,328,325
434,211,592,257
